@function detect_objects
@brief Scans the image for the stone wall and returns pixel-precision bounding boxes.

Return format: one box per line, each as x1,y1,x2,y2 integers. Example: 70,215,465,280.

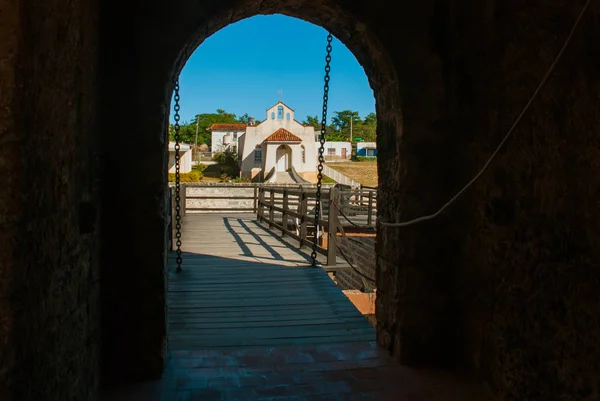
376,0,600,400
186,185,257,213
0,0,100,400
1,0,597,400
97,0,600,398
451,2,600,399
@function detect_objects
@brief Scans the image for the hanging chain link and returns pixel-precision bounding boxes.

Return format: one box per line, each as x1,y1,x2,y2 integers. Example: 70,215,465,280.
173,80,183,272
311,33,333,267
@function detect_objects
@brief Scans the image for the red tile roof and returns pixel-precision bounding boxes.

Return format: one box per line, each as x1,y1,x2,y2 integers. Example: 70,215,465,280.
209,123,247,131
264,128,303,142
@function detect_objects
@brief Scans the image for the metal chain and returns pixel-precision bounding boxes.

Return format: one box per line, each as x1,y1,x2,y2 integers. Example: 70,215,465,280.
173,80,183,272
311,33,333,267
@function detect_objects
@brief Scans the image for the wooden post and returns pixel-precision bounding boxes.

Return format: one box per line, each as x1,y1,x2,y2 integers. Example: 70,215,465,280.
327,187,338,266
269,190,275,228
253,185,258,213
257,187,264,221
282,190,288,237
181,183,187,216
299,189,308,247
367,191,374,226
171,187,177,251
358,187,363,207
169,187,174,251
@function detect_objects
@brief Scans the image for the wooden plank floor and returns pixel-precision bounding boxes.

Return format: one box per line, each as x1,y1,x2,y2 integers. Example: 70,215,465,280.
101,213,494,400
167,214,375,350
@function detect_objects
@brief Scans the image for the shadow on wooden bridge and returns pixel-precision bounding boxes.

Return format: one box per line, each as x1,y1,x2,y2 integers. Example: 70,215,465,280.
102,212,493,400
167,214,375,350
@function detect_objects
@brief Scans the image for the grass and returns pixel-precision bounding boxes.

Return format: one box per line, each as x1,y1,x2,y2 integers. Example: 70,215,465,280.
322,175,337,184
326,161,378,186
194,162,378,185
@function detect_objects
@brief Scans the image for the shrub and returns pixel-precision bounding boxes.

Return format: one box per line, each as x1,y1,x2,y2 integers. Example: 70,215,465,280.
212,148,240,177
192,164,206,173
356,156,377,162
168,171,201,182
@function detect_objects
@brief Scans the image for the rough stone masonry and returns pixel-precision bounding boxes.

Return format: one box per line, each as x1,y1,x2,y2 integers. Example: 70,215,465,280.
0,0,599,400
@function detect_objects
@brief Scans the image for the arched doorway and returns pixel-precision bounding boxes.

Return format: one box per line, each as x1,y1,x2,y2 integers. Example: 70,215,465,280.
275,145,291,172
99,0,446,386
98,1,409,383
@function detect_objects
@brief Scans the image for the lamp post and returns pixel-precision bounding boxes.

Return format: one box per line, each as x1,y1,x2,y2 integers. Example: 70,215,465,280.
194,115,199,164
349,115,353,142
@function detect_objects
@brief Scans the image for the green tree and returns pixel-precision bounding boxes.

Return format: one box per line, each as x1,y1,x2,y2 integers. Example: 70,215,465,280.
363,112,376,125
322,126,347,142
215,108,237,120
168,118,200,144
318,110,377,142
303,115,321,129
331,110,361,131
238,113,256,124
169,109,241,146
355,112,376,141
352,122,376,141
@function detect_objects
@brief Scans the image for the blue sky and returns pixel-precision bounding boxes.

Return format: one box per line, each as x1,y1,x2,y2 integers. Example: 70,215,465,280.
175,14,375,124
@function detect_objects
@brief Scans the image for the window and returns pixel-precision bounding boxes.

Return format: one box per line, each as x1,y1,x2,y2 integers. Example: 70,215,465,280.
271,112,275,119
366,148,376,157
301,145,306,163
254,148,262,162
327,148,336,156
277,106,284,120
286,113,290,120
233,132,238,140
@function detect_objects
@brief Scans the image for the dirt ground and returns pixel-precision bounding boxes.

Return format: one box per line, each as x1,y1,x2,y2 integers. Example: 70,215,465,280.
327,161,378,186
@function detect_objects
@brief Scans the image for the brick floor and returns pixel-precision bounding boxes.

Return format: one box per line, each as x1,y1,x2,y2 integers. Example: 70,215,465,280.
101,341,493,401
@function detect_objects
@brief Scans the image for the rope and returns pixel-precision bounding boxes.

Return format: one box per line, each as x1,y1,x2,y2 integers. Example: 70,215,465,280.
332,238,376,284
379,0,592,228
332,201,376,231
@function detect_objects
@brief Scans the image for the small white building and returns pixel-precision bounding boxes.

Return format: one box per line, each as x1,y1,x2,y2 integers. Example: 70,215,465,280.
316,141,352,160
210,101,318,183
168,142,192,173
210,124,247,155
356,142,377,157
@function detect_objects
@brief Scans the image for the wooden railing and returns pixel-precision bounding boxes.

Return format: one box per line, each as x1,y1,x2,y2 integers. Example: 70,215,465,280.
167,183,377,262
256,186,377,267
167,186,179,251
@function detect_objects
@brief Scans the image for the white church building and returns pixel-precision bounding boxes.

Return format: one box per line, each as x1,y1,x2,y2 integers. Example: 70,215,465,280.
210,102,318,183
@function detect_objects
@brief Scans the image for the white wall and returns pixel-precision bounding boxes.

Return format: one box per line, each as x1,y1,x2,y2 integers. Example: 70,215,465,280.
356,142,378,157
168,146,192,173
210,130,245,154
211,131,225,153
263,143,279,174
316,141,351,159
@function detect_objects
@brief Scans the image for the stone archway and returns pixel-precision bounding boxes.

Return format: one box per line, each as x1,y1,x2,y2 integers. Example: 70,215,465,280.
3,0,599,399
96,1,600,399
98,0,425,384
